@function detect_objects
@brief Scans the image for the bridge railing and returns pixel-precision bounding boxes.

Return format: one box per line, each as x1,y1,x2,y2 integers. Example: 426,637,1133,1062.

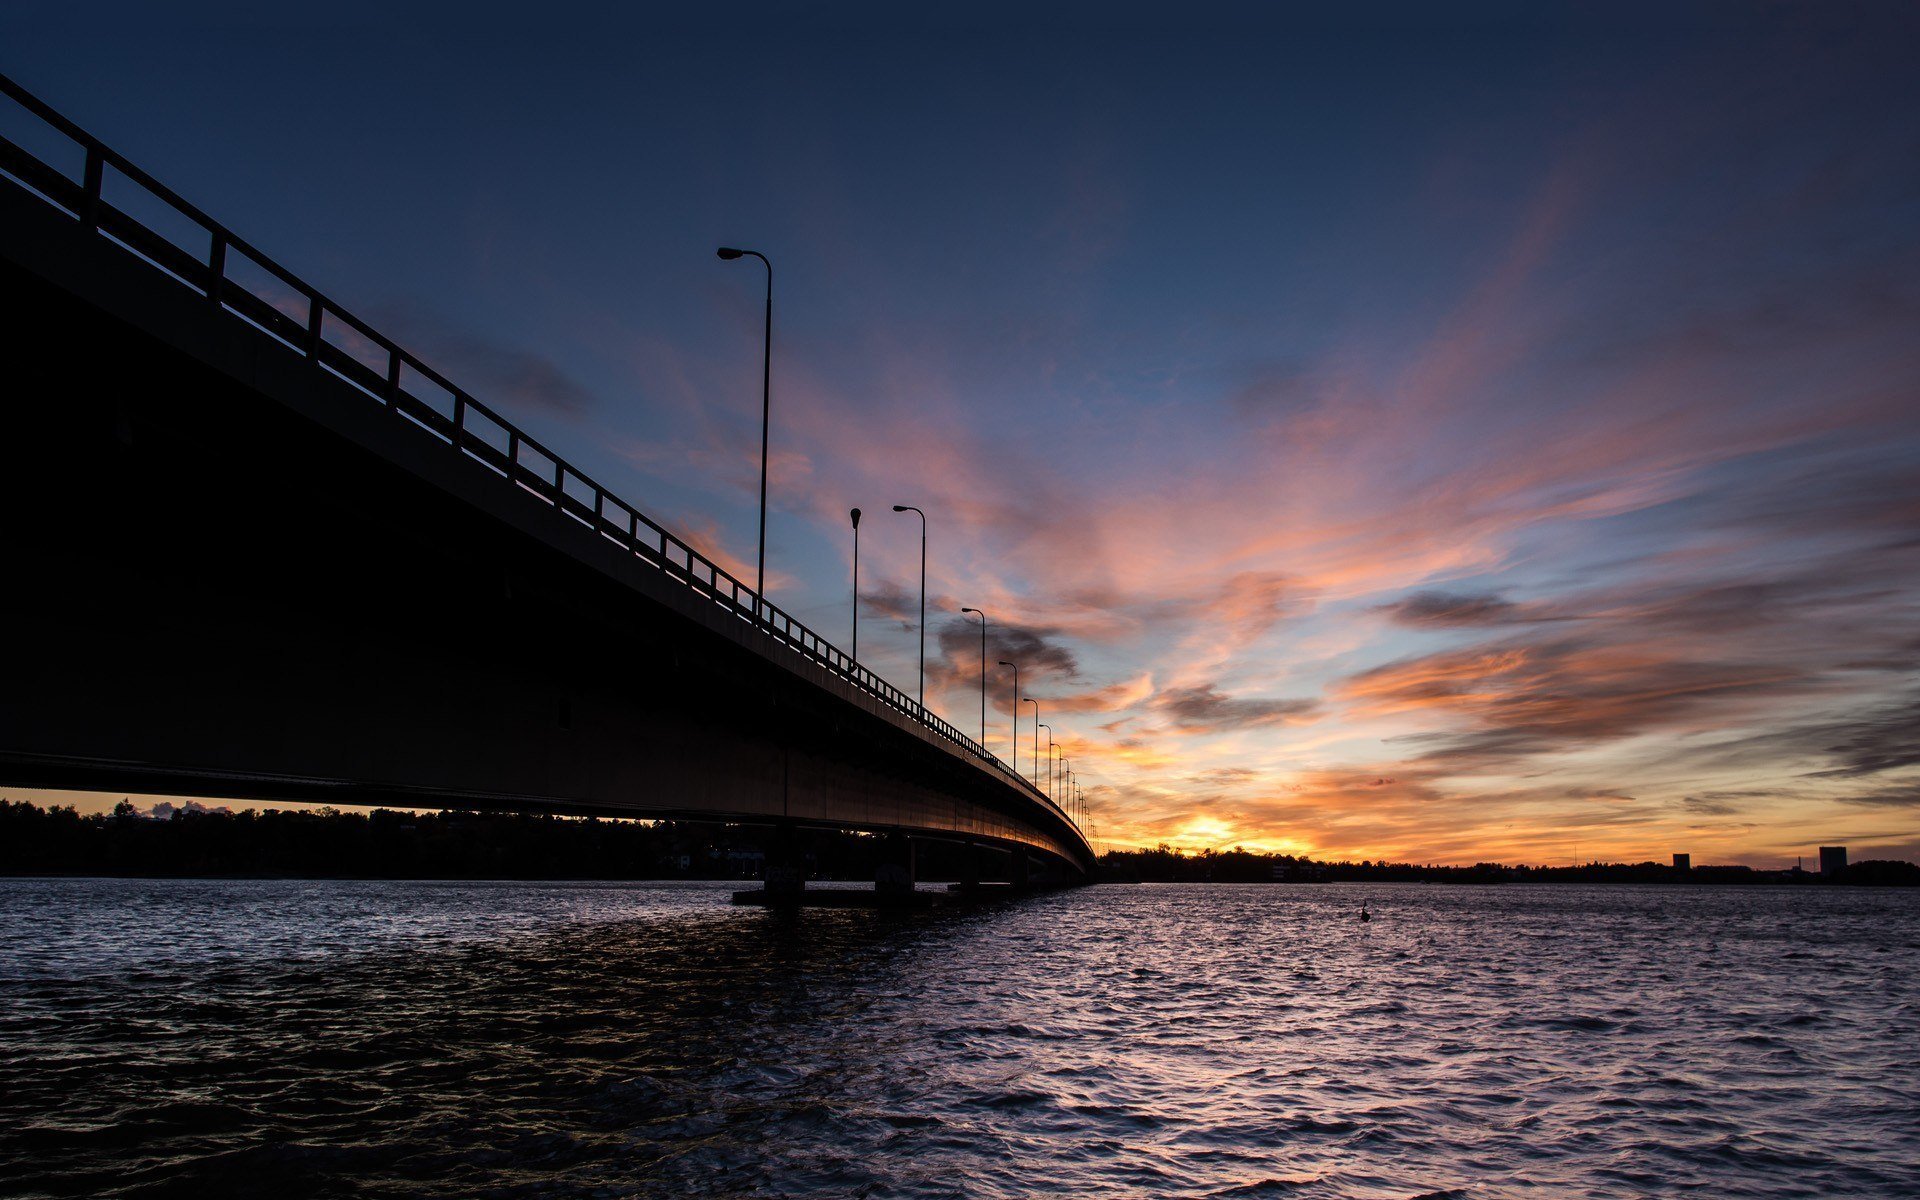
0,74,1079,835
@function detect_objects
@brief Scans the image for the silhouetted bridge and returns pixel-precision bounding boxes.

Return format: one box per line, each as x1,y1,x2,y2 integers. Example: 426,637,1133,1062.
0,76,1092,889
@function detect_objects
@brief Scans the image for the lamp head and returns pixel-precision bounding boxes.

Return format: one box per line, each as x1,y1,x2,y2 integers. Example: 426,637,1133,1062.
716,247,745,260
850,507,861,528
998,660,1015,668
892,504,909,512
962,606,978,614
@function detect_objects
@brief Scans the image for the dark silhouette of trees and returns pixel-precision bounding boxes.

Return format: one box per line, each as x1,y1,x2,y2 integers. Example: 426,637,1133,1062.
0,800,968,881
1095,846,1916,886
5,800,1912,885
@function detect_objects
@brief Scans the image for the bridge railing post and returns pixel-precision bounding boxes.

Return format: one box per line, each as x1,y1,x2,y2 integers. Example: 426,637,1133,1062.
384,348,401,407
81,146,102,229
303,294,322,359
206,236,225,307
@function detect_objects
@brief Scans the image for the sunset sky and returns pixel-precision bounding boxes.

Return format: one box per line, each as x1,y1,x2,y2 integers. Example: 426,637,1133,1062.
8,3,1918,865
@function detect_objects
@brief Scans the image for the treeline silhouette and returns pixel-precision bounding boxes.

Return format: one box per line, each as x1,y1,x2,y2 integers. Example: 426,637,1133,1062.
1098,844,1920,886
6,801,1914,885
0,800,968,880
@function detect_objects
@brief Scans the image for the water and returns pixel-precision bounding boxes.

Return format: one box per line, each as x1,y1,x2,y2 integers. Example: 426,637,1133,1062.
2,880,1916,1199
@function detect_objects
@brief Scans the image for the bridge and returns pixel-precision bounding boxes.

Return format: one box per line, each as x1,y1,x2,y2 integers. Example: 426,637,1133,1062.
0,76,1094,893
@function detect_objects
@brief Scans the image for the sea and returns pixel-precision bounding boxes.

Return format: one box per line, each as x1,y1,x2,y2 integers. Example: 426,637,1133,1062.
1,879,1915,1199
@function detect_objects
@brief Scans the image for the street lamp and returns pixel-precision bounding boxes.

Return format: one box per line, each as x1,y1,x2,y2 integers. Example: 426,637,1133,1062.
1038,723,1053,801
999,661,1020,776
892,505,926,708
716,246,773,601
961,607,987,745
849,507,862,662
1022,697,1039,788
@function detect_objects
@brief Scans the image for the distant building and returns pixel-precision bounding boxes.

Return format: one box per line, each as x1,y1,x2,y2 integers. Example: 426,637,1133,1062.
1673,853,1691,871
1820,846,1847,876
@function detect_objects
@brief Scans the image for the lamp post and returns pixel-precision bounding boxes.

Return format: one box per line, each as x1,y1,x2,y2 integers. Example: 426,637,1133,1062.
1022,697,1039,788
999,661,1020,776
1038,724,1053,801
892,505,926,709
961,607,987,745
849,507,862,661
715,247,772,601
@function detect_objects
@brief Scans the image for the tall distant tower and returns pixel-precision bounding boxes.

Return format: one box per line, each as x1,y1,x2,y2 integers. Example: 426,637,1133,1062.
1819,846,1848,876
1672,852,1691,871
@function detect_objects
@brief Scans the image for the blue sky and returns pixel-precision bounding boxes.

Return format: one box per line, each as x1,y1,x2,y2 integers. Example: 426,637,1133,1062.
6,2,1918,863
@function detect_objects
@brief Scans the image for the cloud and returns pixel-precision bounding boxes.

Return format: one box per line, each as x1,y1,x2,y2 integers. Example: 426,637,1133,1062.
932,618,1080,686
1039,673,1156,716
1835,785,1920,809
1344,636,1805,771
1179,572,1304,660
378,310,597,419
1198,766,1260,785
1802,692,1920,778
1380,591,1521,627
1682,795,1743,817
861,580,920,628
1153,684,1318,734
672,518,801,593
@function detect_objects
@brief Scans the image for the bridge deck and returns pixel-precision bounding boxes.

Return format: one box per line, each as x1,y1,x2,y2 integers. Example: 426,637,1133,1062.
0,75,1091,874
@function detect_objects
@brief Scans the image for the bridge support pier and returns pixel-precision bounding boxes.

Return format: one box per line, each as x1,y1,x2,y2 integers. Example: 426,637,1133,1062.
957,839,982,891
1012,849,1031,891
875,833,916,898
761,823,807,900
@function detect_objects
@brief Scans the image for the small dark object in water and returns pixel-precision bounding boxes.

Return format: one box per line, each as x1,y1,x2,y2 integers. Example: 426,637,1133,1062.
1360,902,1372,923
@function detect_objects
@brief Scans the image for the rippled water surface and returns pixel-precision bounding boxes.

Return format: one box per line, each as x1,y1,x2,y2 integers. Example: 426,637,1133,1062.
2,880,1916,1199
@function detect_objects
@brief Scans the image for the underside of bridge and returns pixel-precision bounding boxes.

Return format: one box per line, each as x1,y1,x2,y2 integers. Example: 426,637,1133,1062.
0,179,1092,879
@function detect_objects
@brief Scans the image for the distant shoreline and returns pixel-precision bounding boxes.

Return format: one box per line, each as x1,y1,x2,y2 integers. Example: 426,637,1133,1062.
4,872,1916,888
6,801,1915,887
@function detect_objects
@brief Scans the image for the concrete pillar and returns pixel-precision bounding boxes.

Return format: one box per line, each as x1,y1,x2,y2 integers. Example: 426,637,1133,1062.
762,823,805,899
958,839,982,890
875,833,916,897
1011,848,1030,890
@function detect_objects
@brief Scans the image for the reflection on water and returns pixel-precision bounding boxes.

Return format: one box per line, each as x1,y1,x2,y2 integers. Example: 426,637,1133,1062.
2,879,1916,1198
